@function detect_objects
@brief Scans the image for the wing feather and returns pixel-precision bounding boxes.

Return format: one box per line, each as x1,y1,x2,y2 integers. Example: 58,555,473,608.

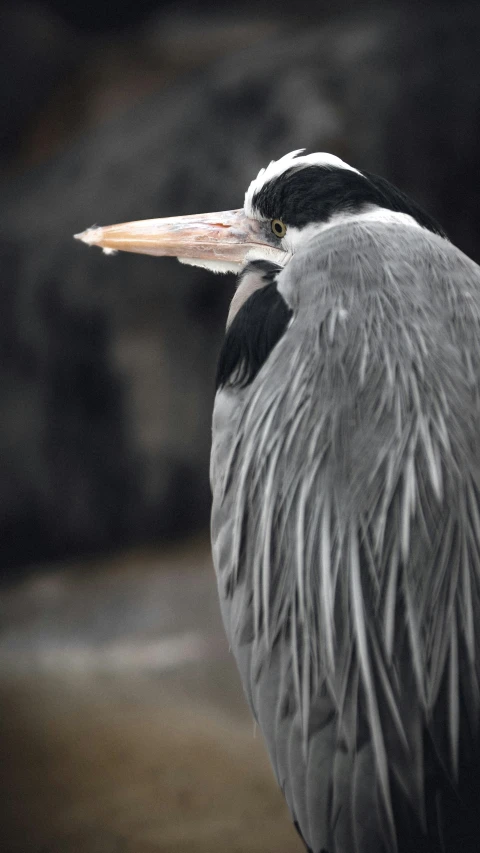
211,221,480,852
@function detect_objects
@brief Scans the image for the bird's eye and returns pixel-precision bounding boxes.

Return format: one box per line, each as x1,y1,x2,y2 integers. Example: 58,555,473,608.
271,219,287,238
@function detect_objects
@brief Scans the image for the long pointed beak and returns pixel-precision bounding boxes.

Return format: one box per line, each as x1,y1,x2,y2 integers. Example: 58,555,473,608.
74,208,286,269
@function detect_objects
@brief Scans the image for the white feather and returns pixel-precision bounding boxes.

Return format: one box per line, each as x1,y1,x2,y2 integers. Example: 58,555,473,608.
178,257,241,273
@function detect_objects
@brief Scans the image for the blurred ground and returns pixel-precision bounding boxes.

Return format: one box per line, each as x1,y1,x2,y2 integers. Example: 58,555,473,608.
0,538,302,852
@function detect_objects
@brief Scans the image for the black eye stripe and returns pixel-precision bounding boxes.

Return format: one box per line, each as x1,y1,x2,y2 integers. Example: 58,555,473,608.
252,166,445,236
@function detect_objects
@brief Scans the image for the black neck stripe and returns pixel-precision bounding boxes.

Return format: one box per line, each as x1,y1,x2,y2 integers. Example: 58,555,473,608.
216,270,292,391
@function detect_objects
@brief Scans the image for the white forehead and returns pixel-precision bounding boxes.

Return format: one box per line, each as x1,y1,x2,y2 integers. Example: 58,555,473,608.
244,149,361,217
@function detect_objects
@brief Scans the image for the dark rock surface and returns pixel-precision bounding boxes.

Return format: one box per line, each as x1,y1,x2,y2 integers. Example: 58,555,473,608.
2,7,480,572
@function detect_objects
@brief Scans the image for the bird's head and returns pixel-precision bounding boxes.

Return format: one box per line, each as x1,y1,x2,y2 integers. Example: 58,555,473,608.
75,149,443,326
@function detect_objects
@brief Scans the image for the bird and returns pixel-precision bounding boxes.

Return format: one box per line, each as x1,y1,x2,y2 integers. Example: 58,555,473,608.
75,149,480,853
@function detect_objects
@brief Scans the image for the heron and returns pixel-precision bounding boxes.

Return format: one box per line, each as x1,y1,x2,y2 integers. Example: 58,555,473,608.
75,150,480,853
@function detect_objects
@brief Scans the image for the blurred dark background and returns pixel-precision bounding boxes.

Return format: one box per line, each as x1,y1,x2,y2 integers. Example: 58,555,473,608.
1,1,480,850
3,0,480,576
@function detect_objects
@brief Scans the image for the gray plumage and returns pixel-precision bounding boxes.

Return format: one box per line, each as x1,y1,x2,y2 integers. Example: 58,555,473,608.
211,221,480,853
73,147,480,851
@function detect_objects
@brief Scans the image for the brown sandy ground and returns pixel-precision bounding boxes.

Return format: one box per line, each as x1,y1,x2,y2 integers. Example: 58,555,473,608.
0,541,302,853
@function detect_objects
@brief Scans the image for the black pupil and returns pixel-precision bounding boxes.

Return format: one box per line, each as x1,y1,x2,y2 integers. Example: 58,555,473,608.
274,221,283,235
